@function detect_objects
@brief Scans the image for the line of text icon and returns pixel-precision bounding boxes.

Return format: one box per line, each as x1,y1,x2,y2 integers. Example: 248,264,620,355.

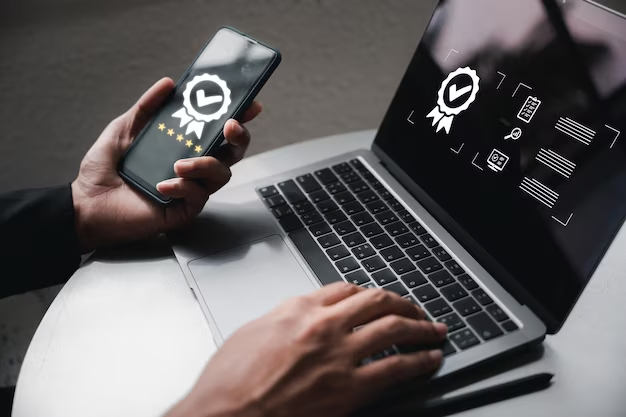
520,177,559,208
536,148,576,178
555,117,596,145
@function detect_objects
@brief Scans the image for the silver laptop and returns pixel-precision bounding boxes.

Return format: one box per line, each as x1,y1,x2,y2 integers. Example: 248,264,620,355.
171,0,626,379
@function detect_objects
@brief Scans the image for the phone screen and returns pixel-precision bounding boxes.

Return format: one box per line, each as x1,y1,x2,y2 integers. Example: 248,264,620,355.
122,28,278,200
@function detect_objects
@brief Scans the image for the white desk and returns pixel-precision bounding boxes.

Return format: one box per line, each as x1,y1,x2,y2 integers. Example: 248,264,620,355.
13,131,626,417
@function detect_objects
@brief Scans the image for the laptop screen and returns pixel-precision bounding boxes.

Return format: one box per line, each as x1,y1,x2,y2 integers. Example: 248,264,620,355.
374,0,626,329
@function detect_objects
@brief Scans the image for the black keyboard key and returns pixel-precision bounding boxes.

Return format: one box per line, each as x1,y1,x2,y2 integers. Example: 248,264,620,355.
397,210,415,223
357,190,379,204
445,260,465,276
385,221,408,237
352,211,374,226
296,174,322,193
417,257,443,274
370,234,394,250
369,179,384,190
343,201,365,216
265,194,286,208
326,181,347,195
380,246,404,262
325,210,347,225
258,185,278,198
301,211,323,226
335,191,356,205
438,313,465,332
395,233,419,249
440,283,468,302
361,282,377,289
314,168,338,185
450,329,480,350
343,232,366,248
278,215,303,232
350,158,366,172
309,189,330,204
428,270,455,287
502,320,519,332
458,274,478,290
310,222,332,237
348,180,370,194
332,162,353,175
345,270,370,285
336,257,359,274
406,245,431,262
472,289,494,306
318,233,340,249
408,221,427,235
441,340,457,357
401,271,427,288
388,198,403,212
432,246,452,262
420,234,438,248
290,229,342,286
352,243,376,260
486,304,509,322
278,180,306,204
362,256,386,273
340,171,360,184
317,200,339,214
375,211,398,225
453,297,482,317
412,284,439,303
467,312,503,341
334,220,356,236
326,245,349,261
272,204,293,218
293,201,315,215
361,223,384,238
366,200,389,214
372,269,397,286
424,298,452,317
383,282,408,297
378,189,393,200
390,258,416,275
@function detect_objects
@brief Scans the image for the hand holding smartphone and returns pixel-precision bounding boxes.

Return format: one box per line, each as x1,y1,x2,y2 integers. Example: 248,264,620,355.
119,27,281,204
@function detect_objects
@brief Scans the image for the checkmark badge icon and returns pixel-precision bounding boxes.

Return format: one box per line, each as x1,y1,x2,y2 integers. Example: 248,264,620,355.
196,90,223,107
448,84,473,102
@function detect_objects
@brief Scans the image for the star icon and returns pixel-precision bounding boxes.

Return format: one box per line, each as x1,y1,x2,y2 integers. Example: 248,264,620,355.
185,140,193,148
194,145,202,154
176,134,184,142
158,123,165,131
167,129,174,136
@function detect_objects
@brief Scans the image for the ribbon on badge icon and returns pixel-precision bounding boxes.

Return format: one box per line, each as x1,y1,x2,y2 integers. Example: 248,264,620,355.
426,67,480,134
172,74,232,140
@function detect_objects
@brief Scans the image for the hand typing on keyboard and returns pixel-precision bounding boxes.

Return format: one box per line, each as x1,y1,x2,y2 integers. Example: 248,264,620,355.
166,283,448,417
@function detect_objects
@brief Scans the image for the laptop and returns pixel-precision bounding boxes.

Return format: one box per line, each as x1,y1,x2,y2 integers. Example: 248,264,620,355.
171,0,626,379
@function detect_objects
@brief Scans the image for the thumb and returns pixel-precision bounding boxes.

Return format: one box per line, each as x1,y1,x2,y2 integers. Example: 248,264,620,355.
126,77,176,139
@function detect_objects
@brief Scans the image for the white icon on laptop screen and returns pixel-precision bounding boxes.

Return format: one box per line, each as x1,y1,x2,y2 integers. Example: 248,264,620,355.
517,96,541,124
504,127,523,141
487,149,510,172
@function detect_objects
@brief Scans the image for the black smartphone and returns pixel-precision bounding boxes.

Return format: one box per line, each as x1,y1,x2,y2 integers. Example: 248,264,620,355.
119,27,281,204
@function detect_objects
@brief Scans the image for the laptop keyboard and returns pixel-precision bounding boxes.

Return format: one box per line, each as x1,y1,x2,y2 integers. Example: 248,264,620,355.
257,158,519,358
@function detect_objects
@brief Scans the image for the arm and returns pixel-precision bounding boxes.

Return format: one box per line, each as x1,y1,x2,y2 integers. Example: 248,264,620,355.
0,185,80,298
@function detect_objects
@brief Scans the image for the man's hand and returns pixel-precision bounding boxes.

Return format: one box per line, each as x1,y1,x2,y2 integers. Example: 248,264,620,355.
71,78,262,251
167,283,447,417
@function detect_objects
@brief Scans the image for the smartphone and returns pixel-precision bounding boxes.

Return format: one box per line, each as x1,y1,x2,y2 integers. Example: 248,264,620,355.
119,27,281,204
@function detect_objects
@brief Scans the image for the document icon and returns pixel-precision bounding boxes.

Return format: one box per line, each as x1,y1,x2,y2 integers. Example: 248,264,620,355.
517,96,541,124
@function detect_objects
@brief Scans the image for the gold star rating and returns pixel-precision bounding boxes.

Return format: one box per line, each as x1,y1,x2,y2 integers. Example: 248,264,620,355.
194,145,202,154
176,134,184,142
167,129,174,136
185,140,193,148
158,123,165,131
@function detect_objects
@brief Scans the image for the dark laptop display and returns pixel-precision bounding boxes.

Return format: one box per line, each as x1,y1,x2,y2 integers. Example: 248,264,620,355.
374,0,626,330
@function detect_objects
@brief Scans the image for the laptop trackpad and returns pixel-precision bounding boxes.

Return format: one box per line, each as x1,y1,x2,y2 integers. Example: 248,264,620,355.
188,235,316,341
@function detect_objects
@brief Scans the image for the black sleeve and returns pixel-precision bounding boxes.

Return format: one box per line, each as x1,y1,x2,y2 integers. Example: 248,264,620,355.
0,184,81,298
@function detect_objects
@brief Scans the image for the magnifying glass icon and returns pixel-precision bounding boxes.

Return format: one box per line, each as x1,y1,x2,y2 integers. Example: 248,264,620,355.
504,127,523,141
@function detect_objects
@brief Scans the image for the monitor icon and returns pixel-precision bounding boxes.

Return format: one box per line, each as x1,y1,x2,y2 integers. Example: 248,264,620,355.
487,149,510,172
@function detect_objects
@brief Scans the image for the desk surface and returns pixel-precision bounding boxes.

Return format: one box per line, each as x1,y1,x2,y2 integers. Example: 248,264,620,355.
13,131,626,417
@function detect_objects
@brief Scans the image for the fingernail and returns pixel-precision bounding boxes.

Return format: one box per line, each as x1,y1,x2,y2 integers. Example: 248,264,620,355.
434,323,448,336
428,349,443,362
175,160,194,172
157,178,178,189
232,120,244,134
